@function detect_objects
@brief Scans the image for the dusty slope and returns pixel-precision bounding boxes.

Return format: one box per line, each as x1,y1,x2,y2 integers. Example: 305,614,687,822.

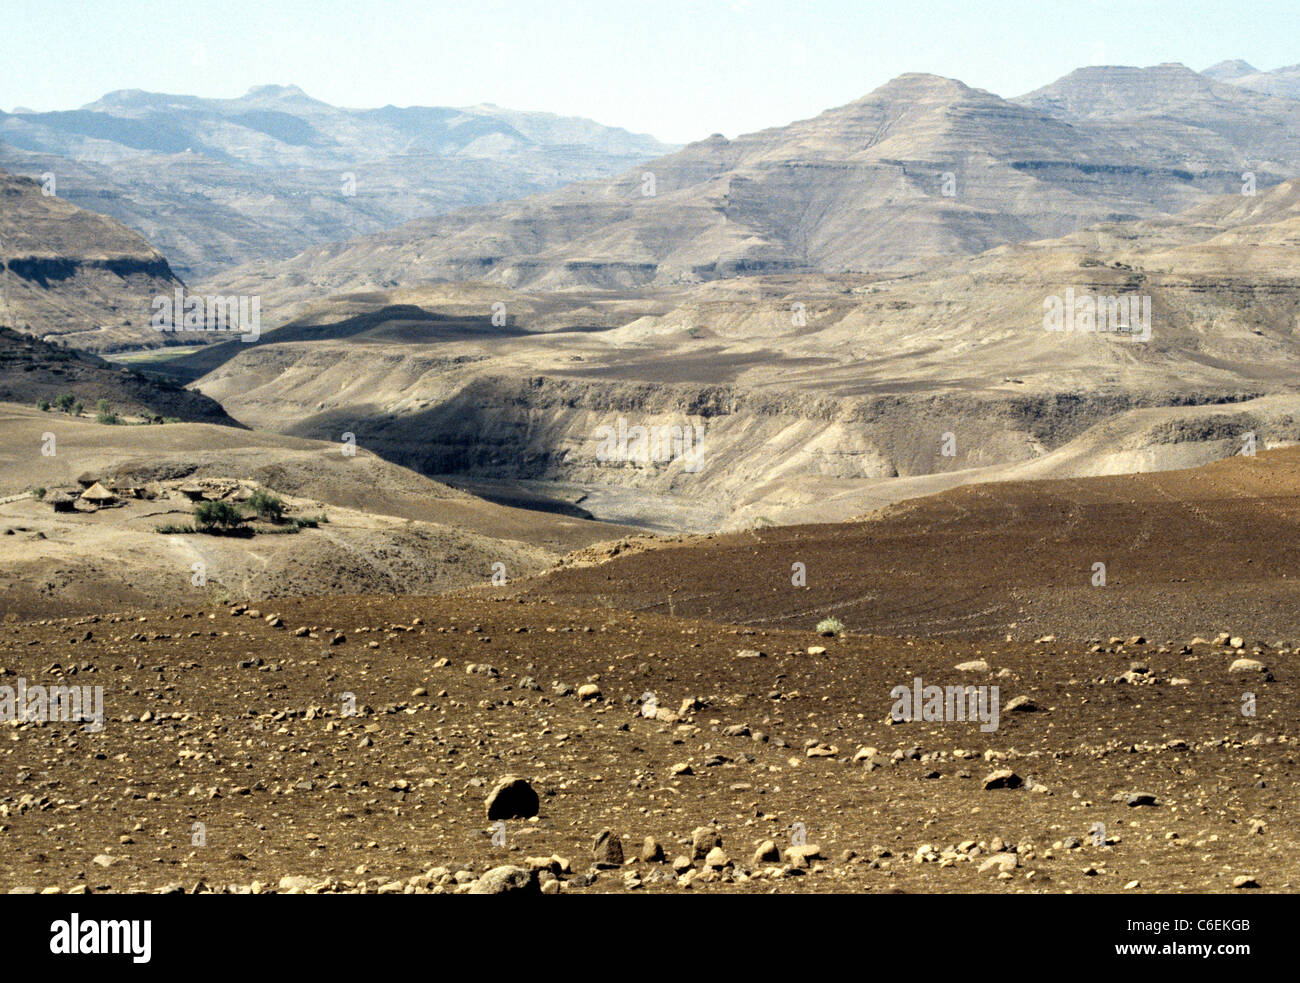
512,447,1300,644
0,405,635,619
718,394,1300,529
202,67,1300,314
2,426,1296,895
0,327,235,424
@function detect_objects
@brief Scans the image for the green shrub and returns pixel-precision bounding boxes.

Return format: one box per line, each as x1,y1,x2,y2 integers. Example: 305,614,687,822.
54,393,75,413
816,617,845,637
36,400,50,412
32,487,46,501
96,411,121,425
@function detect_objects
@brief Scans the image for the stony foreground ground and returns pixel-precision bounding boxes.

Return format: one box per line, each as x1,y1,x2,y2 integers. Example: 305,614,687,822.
0,595,1293,893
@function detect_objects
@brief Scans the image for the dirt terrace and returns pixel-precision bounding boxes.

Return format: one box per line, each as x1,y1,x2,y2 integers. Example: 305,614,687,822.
515,447,1300,643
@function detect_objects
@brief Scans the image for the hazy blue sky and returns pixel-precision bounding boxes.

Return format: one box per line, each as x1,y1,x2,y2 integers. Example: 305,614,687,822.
4,0,1297,143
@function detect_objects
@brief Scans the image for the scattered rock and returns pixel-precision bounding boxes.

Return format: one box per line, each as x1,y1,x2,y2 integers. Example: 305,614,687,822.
692,826,722,860
485,776,540,820
982,769,1023,790
592,830,624,868
978,854,1018,874
1005,695,1042,713
1229,658,1272,679
468,866,540,894
785,844,822,867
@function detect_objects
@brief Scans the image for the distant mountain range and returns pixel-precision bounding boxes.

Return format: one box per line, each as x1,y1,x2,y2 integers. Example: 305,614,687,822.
1202,59,1300,100
204,63,1300,318
8,63,1300,351
0,85,676,278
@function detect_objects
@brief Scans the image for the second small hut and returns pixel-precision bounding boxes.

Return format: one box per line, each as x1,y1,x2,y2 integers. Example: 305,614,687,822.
79,482,118,509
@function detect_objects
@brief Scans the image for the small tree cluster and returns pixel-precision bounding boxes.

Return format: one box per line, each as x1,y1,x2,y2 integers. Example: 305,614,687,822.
247,489,285,523
194,499,245,532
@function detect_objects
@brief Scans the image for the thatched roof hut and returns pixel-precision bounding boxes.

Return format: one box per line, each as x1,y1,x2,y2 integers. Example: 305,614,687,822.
75,472,98,489
79,482,117,506
48,491,76,513
177,483,207,502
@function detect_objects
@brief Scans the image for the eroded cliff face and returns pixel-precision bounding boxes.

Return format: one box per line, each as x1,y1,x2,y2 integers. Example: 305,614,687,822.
0,170,183,352
195,336,1282,530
